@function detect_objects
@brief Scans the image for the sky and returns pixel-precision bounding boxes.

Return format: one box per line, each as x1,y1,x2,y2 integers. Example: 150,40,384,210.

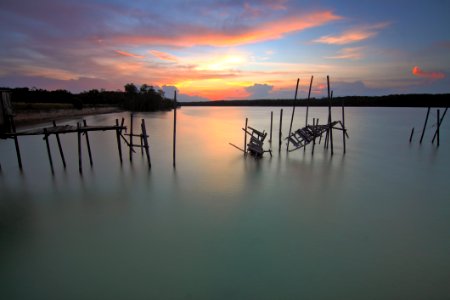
1,0,449,101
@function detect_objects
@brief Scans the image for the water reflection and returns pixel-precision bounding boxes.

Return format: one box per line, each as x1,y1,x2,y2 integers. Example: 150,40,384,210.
1,107,450,299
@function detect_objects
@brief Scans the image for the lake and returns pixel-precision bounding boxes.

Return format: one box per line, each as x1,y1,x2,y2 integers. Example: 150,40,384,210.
1,106,449,299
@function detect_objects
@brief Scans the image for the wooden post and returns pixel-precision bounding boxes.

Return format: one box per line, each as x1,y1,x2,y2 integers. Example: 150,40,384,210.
269,111,273,143
328,78,334,155
287,78,300,152
141,119,151,168
305,75,313,127
279,109,283,152
83,120,93,166
53,121,66,168
10,116,23,170
432,107,447,144
77,122,82,174
409,127,415,143
129,113,134,162
43,128,54,174
115,119,123,163
243,117,248,155
140,135,144,156
342,96,346,154
436,109,440,147
173,91,177,168
419,107,430,144
312,118,316,155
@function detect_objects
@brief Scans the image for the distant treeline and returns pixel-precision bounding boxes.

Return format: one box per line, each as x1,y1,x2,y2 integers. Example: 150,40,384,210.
181,94,450,107
2,83,174,111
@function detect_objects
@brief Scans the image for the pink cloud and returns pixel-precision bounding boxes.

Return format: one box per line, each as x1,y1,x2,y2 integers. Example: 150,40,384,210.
412,66,445,79
314,22,389,45
112,11,341,47
149,50,178,62
114,50,144,59
327,47,365,60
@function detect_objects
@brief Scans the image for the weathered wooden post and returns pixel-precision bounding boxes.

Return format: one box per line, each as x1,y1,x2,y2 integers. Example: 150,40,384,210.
279,109,283,152
43,128,54,174
287,78,300,152
432,107,447,144
129,113,134,162
269,111,273,143
327,78,334,155
311,118,316,155
77,122,82,174
173,91,177,168
115,119,123,163
305,75,313,127
53,121,66,168
409,127,415,143
10,116,23,170
141,119,151,168
419,107,430,144
436,109,440,147
83,120,93,166
244,117,248,155
341,96,346,154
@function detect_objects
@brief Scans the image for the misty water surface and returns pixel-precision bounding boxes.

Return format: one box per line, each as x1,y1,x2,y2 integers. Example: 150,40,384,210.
1,107,449,299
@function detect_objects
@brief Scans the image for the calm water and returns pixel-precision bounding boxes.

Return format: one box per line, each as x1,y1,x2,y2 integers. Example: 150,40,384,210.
1,107,449,300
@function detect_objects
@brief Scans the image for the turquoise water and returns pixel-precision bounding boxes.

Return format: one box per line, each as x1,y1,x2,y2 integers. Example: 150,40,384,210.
1,107,449,299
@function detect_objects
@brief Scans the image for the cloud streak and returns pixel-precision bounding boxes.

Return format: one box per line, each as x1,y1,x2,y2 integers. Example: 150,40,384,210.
114,50,144,59
149,50,178,62
314,23,389,45
112,11,341,47
412,66,445,79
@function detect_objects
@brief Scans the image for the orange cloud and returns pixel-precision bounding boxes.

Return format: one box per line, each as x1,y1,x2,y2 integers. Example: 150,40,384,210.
412,66,445,79
314,22,389,45
114,50,144,59
149,50,178,62
113,11,341,47
327,47,365,60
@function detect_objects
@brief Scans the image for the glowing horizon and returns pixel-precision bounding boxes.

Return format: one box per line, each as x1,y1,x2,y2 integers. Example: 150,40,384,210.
0,0,449,101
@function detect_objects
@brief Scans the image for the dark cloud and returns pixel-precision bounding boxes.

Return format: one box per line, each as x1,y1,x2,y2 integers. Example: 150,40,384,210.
162,85,209,102
245,83,273,99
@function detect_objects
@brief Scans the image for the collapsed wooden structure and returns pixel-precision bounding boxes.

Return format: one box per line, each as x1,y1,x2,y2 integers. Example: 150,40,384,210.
286,121,348,152
243,126,272,157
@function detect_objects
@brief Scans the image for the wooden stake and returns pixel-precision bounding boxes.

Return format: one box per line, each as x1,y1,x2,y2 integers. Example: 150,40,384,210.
53,121,66,168
328,78,334,155
129,113,134,162
312,118,316,155
10,116,23,170
432,107,447,144
77,122,82,174
83,120,93,166
173,91,177,168
409,127,415,143
244,117,248,155
269,111,273,143
342,95,346,154
140,135,144,156
287,78,300,152
279,109,283,152
44,128,54,174
419,107,430,144
141,119,151,168
305,75,313,127
437,109,440,147
115,119,123,163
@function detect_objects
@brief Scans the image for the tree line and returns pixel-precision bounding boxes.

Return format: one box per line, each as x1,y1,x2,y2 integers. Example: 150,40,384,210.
181,94,450,107
1,83,175,111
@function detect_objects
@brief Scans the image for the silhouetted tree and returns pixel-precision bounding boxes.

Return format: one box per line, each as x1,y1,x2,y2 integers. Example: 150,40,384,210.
124,83,138,94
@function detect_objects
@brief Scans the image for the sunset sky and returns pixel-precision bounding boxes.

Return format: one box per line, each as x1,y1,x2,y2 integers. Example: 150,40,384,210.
1,0,449,101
